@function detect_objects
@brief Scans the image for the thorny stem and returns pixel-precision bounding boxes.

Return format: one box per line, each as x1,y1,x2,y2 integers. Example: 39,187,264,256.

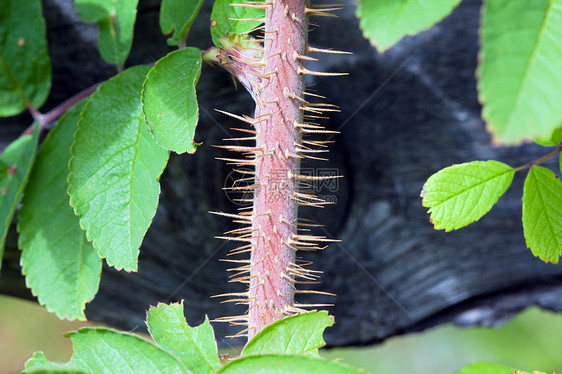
514,144,562,171
22,83,99,136
208,0,345,342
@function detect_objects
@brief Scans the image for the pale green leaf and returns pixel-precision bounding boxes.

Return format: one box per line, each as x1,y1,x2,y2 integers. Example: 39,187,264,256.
243,311,333,357
454,362,514,374
422,160,514,231
522,166,562,264
68,66,169,272
146,301,220,374
210,0,264,47
478,0,562,144
75,0,139,67
216,355,365,374
0,0,52,116
142,47,202,154
19,101,101,321
27,328,188,374
0,122,39,270
24,352,86,373
160,0,205,46
356,0,462,52
534,124,562,147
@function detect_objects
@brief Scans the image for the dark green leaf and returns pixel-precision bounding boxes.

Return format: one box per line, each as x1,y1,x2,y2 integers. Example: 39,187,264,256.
160,0,205,46
75,0,139,67
522,166,562,264
422,160,514,231
243,311,333,357
68,66,169,272
0,0,52,116
210,0,264,47
357,0,462,52
478,0,562,144
454,362,514,374
142,47,202,154
0,122,39,270
19,101,101,321
216,355,365,374
146,301,220,374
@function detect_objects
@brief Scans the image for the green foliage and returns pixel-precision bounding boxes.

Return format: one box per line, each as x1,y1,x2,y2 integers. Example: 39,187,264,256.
356,0,462,52
160,0,205,46
210,0,264,47
421,161,514,231
0,122,39,270
0,0,51,116
522,166,562,264
26,328,187,373
478,0,562,144
68,66,169,272
146,301,220,374
75,0,139,67
455,362,514,374
243,311,333,357
142,47,202,154
216,354,365,374
534,125,562,147
18,101,101,321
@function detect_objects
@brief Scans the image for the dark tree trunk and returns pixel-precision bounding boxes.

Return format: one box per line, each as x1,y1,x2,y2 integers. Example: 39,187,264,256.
2,0,562,347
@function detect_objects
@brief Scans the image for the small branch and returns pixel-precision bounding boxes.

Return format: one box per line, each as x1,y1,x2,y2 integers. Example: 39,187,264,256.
22,83,99,136
514,144,562,171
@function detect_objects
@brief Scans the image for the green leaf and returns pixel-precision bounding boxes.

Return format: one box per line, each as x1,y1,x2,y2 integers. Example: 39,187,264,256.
27,328,188,374
522,166,562,264
478,0,562,144
454,362,514,374
421,160,514,231
18,101,101,321
356,0,462,52
534,124,562,147
68,66,169,272
160,0,205,46
210,0,264,47
243,311,333,357
24,352,85,373
142,47,202,154
75,0,139,67
0,0,52,116
216,355,365,374
146,301,220,374
0,122,39,270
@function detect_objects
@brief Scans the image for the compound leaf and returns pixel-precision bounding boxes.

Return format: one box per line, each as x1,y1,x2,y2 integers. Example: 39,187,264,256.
210,0,264,48
68,66,169,272
422,160,514,231
75,0,139,67
19,101,101,321
243,311,333,357
478,0,562,144
0,122,39,269
160,0,205,46
522,166,562,264
142,47,202,154
454,362,514,374
0,0,52,116
216,355,365,374
146,301,220,374
356,0,462,52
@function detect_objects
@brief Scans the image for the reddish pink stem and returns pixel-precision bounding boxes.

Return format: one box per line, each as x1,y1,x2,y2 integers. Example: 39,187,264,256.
247,0,307,340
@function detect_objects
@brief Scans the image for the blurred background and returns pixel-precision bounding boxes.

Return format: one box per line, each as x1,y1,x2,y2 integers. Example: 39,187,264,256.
2,294,561,373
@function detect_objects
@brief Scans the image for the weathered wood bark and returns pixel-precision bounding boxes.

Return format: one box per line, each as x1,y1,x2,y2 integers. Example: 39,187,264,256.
2,0,562,347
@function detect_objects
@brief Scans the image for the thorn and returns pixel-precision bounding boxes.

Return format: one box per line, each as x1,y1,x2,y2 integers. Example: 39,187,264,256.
307,45,352,55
